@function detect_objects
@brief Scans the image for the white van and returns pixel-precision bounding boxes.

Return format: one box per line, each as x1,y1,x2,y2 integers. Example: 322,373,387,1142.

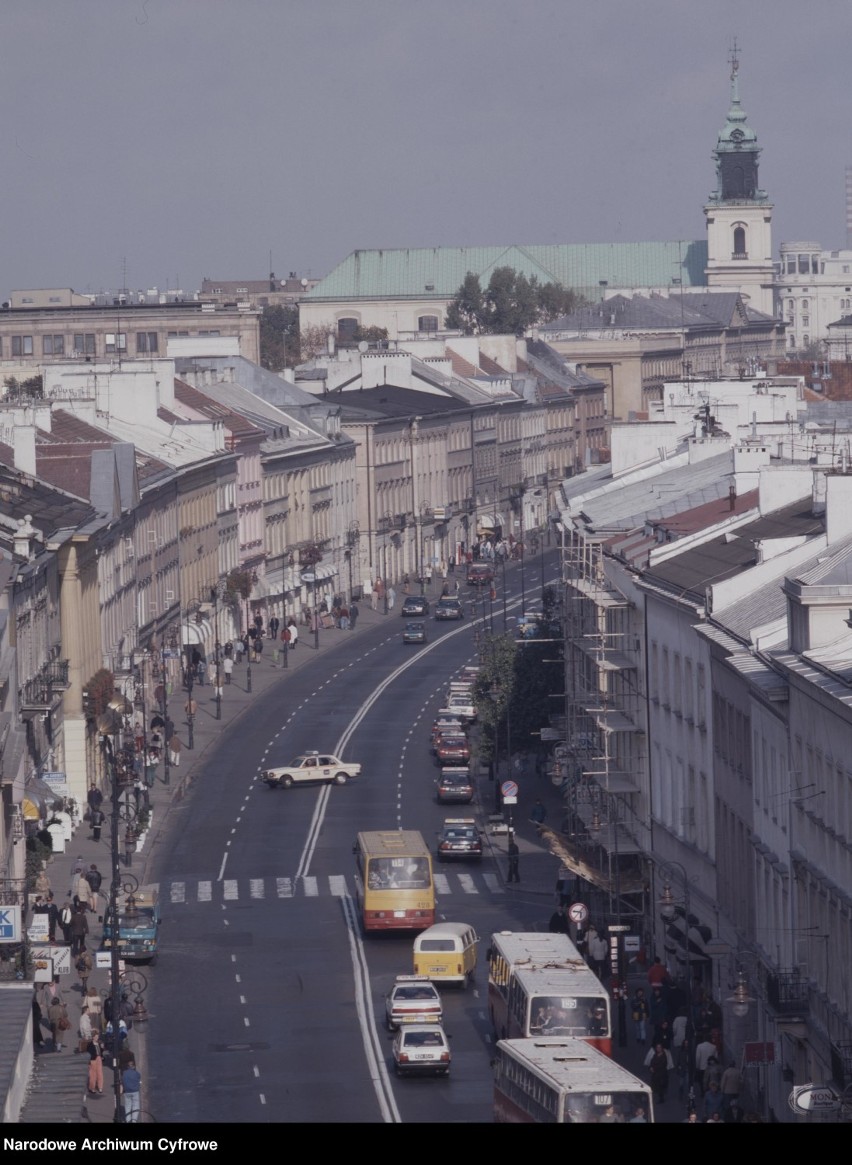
413,922,479,986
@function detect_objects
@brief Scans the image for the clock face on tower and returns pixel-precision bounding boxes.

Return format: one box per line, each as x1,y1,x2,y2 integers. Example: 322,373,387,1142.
730,128,745,145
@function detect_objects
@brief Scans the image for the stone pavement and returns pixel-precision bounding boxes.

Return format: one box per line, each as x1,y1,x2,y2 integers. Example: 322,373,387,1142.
17,562,574,1124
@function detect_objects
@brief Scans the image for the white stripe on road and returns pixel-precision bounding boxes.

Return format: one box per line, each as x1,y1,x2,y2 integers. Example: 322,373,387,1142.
433,873,451,895
457,873,477,894
198,880,212,902
223,879,238,900
329,875,347,897
302,876,319,897
276,877,294,897
170,882,185,903
250,879,264,898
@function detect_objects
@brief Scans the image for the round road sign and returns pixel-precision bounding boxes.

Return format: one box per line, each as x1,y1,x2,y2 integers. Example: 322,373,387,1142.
501,780,518,798
568,902,589,925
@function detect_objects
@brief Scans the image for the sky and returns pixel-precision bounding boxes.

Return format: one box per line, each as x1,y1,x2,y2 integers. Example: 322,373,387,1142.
2,0,851,296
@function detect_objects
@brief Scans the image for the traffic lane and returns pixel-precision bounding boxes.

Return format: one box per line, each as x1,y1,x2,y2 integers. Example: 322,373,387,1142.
149,893,383,1123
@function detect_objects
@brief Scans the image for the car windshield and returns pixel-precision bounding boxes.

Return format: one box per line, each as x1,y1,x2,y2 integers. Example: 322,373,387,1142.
395,985,439,1001
444,828,476,841
419,939,455,952
117,908,156,931
441,776,470,787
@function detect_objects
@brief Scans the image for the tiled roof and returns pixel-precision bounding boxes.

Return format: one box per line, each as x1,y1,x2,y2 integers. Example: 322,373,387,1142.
542,290,773,333
305,241,709,303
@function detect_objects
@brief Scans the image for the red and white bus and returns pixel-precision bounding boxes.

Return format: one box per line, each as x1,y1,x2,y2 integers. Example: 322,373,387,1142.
488,931,612,1056
494,1038,654,1124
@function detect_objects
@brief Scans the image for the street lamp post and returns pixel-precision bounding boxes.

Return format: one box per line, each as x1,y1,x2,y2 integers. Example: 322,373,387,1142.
159,642,171,787
210,586,222,721
659,859,693,1015
245,596,252,693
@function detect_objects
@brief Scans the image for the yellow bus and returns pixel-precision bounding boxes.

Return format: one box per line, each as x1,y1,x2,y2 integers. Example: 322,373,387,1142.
354,830,436,933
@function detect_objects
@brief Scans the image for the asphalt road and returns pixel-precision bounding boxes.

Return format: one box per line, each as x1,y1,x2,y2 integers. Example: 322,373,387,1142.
144,572,560,1123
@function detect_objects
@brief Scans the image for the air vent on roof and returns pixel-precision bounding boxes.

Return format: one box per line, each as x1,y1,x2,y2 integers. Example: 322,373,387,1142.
425,284,434,291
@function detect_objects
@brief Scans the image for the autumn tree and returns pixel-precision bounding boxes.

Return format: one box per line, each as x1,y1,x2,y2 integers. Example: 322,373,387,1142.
259,305,300,371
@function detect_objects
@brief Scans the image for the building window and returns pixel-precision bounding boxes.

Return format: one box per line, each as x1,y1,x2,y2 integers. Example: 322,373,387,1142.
42,335,65,355
74,333,96,354
337,317,358,343
802,299,809,310
733,226,747,258
136,331,159,353
105,332,127,353
803,316,810,327
167,330,189,338
11,335,33,356
418,315,439,333
198,329,221,337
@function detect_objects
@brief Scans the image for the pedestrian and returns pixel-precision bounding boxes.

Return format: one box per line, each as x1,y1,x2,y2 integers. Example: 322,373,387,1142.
87,785,103,814
70,904,89,956
372,577,382,611
287,618,299,649
425,564,432,587
349,601,359,630
631,987,650,1046
703,1055,723,1093
454,579,460,596
704,1080,725,1120
647,956,671,988
507,834,520,883
85,986,104,1033
184,696,197,722
76,948,94,994
32,989,45,1049
548,905,569,934
223,654,234,684
168,734,181,767
69,854,85,894
269,615,280,640
448,556,455,574
121,1059,142,1123
387,586,396,612
84,864,103,915
724,1099,744,1123
530,799,547,825
403,573,410,595
645,1042,673,1104
74,871,93,913
441,582,450,597
59,899,73,944
35,869,51,897
90,805,104,842
31,895,51,937
587,927,608,979
338,605,350,631
79,1003,93,1048
694,1035,718,1074
48,996,69,1051
234,636,244,663
87,1032,104,1096
42,892,59,942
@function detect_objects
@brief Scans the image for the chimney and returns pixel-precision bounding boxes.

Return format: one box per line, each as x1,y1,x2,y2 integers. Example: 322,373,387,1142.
728,482,737,511
12,425,36,476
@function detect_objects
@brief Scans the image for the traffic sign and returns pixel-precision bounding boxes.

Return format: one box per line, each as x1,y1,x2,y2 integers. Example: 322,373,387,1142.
501,780,518,798
568,902,588,924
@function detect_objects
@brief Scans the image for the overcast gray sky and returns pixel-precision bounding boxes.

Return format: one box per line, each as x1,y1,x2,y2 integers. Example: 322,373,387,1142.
2,0,850,296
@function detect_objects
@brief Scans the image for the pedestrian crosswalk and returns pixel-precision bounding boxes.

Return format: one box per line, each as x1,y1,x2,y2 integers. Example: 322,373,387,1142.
153,870,504,905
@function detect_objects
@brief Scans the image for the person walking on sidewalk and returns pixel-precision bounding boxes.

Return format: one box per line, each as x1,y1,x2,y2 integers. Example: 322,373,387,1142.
530,799,547,826
631,987,650,1046
168,734,182,767
84,864,103,915
645,1042,674,1105
48,996,69,1051
74,869,94,913
87,1033,104,1096
387,586,396,612
76,948,94,995
349,601,359,630
122,1060,142,1122
287,618,299,649
90,806,104,842
223,654,234,684
507,834,520,883
69,904,89,956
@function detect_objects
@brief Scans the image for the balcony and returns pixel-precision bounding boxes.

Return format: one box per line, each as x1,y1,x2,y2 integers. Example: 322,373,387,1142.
20,660,70,713
766,969,809,1017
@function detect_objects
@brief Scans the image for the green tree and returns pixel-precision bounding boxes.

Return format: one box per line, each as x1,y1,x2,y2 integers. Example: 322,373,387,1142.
446,268,583,335
259,305,300,371
352,325,389,346
445,272,485,334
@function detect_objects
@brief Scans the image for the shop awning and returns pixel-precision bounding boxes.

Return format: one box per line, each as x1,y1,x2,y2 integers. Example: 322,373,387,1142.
477,513,505,531
181,617,212,647
21,779,62,820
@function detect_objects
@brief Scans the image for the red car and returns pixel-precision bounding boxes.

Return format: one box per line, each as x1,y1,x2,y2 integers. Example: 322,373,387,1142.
436,769,475,804
435,734,471,765
431,715,464,750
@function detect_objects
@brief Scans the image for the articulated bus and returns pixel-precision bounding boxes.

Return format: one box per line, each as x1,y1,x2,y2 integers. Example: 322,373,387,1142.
488,931,612,1056
354,830,435,932
494,1038,654,1124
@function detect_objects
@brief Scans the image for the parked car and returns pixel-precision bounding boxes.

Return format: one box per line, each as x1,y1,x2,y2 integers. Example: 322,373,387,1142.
436,818,483,862
434,598,464,621
391,1022,451,1077
435,734,471,765
263,752,361,788
385,975,443,1031
402,595,430,617
402,620,427,644
431,714,465,750
446,692,476,721
436,768,475,804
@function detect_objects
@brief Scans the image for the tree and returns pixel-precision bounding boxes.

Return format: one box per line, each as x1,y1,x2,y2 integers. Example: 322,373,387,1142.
299,323,337,362
259,305,300,371
445,272,485,334
446,267,584,335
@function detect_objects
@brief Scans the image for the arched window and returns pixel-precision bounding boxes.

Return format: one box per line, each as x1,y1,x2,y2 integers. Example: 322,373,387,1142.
733,226,747,258
418,315,439,333
802,299,809,310
337,317,358,343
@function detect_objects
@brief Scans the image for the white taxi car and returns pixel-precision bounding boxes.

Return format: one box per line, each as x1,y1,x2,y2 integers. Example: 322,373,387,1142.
385,975,443,1031
392,1022,451,1077
262,751,361,789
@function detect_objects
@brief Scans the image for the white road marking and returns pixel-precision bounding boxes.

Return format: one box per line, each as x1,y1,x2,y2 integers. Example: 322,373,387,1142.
170,882,185,903
223,879,238,900
198,880,212,901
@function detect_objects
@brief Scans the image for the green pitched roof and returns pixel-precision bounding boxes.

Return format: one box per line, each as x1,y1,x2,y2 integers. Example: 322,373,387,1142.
305,240,709,303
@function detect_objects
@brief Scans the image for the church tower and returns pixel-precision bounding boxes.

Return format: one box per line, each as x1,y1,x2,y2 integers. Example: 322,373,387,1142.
704,46,775,315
